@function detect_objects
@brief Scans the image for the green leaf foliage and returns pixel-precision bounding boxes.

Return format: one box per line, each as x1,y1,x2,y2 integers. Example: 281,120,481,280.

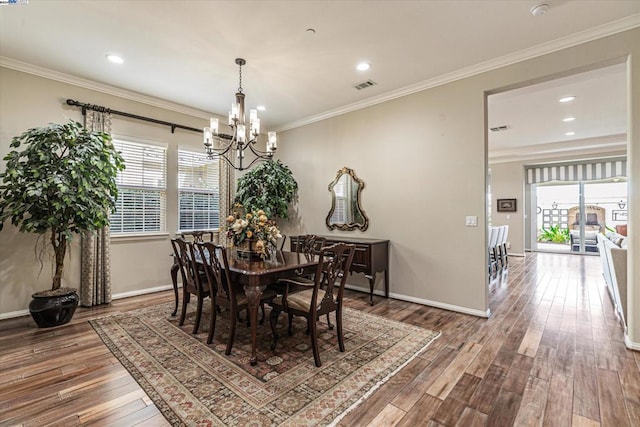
536,225,570,243
234,159,298,219
0,120,125,289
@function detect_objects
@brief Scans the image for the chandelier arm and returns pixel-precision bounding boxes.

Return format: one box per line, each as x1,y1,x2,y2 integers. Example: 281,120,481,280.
205,135,236,156
242,154,270,171
246,141,275,159
215,150,245,170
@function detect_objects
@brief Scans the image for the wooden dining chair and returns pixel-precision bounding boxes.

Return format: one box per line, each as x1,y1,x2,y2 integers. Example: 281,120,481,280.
197,242,276,355
294,234,326,260
269,243,355,367
180,230,216,243
170,238,211,334
273,234,328,331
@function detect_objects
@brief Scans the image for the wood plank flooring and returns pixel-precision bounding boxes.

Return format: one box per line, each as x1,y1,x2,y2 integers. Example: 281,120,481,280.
1,252,638,426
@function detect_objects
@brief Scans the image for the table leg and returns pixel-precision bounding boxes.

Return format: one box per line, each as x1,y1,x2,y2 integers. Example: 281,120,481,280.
244,284,264,366
170,263,179,316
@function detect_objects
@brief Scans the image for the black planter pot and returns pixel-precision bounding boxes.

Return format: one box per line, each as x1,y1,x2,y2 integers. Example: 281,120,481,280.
29,288,79,328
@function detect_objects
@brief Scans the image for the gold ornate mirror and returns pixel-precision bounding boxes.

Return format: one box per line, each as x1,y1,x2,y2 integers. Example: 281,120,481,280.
326,167,368,231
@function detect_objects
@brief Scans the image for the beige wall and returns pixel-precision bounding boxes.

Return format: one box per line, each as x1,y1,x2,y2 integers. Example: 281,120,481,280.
489,162,525,255
278,79,490,315
0,67,211,315
1,29,638,345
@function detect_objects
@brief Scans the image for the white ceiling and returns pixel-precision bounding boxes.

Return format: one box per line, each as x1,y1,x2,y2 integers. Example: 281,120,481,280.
488,62,628,162
1,1,638,159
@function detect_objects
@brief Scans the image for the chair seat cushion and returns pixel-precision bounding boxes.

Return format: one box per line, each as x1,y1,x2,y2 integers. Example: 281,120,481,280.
274,289,321,312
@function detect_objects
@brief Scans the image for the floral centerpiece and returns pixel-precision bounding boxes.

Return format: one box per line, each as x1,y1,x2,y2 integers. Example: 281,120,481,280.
225,203,281,259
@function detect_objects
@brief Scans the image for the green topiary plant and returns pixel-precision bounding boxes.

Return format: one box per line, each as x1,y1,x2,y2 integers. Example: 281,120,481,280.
0,120,125,292
234,159,298,218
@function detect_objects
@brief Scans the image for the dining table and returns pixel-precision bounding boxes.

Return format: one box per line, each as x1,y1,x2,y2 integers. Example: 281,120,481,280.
171,250,320,365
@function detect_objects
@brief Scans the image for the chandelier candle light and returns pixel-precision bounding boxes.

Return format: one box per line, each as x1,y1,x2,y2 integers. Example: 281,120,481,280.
203,58,277,171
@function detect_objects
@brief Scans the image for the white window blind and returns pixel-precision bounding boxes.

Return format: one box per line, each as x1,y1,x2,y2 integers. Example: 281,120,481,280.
110,139,167,234
178,148,220,231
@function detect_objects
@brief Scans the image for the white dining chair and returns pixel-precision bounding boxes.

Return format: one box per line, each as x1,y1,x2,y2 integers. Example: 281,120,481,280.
488,227,499,275
501,225,509,268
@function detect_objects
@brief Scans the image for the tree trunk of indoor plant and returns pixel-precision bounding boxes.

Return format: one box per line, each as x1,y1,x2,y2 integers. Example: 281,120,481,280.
28,229,79,328
51,229,66,290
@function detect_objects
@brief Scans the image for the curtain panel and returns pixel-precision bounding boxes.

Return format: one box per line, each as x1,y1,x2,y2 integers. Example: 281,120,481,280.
218,159,235,247
81,110,113,307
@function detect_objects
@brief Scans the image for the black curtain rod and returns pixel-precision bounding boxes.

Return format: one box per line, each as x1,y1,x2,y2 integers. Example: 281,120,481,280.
65,98,232,139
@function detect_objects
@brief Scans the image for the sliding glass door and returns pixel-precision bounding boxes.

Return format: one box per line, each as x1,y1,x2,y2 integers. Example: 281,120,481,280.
534,183,577,253
532,179,627,254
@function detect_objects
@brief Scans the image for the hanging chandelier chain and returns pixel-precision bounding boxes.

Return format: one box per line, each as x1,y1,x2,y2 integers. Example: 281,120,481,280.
238,62,243,93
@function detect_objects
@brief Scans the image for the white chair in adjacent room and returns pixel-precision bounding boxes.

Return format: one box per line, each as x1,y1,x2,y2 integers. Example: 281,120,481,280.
488,227,499,275
494,226,505,270
500,225,509,268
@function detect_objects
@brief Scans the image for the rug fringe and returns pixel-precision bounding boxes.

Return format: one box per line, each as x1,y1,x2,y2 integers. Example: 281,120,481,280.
328,331,442,426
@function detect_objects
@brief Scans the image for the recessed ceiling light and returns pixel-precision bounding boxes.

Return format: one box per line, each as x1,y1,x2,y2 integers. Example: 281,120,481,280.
356,62,371,71
565,131,575,136
562,117,576,122
106,54,124,64
559,96,575,103
257,105,266,111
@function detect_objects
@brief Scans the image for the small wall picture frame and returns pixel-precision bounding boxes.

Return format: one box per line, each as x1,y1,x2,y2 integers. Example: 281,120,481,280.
497,198,517,212
612,210,628,221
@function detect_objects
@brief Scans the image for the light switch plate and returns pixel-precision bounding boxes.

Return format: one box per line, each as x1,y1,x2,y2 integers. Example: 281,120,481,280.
466,216,478,227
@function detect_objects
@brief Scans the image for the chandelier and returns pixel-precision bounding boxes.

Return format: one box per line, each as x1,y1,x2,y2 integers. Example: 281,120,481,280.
203,58,277,171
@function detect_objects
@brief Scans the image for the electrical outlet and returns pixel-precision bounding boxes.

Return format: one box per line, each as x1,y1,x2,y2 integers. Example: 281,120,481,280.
465,216,478,227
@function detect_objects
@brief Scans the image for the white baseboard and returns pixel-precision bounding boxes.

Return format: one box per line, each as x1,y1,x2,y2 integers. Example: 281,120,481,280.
344,284,387,297
112,284,176,300
0,285,177,321
0,309,30,320
508,253,526,257
345,284,491,318
624,334,640,351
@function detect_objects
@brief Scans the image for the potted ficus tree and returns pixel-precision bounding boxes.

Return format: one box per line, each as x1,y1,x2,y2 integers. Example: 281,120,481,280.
234,159,298,219
0,120,124,327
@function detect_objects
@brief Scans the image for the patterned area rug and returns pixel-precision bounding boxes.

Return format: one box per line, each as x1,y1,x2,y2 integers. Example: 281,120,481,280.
90,301,439,426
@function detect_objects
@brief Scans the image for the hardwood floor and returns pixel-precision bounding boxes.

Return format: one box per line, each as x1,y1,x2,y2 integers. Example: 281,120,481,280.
1,253,638,426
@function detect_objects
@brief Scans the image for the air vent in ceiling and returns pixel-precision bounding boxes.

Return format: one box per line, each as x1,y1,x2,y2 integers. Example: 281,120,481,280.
353,80,377,90
490,125,510,132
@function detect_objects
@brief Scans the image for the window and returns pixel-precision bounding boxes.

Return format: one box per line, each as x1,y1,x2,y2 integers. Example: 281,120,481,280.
110,139,167,234
178,148,220,231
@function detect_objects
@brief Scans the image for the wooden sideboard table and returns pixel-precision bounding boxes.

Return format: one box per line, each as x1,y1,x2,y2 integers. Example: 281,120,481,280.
290,235,390,305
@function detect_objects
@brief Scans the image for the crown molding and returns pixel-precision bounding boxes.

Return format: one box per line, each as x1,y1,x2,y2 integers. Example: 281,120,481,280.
0,57,213,120
278,14,640,132
489,134,627,164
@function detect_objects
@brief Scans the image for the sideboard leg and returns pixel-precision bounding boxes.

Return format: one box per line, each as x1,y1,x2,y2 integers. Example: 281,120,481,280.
384,269,389,298
367,274,376,306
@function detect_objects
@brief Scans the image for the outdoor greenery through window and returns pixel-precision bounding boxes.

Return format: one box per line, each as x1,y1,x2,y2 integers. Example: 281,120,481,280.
178,148,220,231
110,139,167,234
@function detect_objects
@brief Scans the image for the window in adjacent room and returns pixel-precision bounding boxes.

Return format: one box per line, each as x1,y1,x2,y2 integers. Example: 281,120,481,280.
177,148,220,231
110,139,167,234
